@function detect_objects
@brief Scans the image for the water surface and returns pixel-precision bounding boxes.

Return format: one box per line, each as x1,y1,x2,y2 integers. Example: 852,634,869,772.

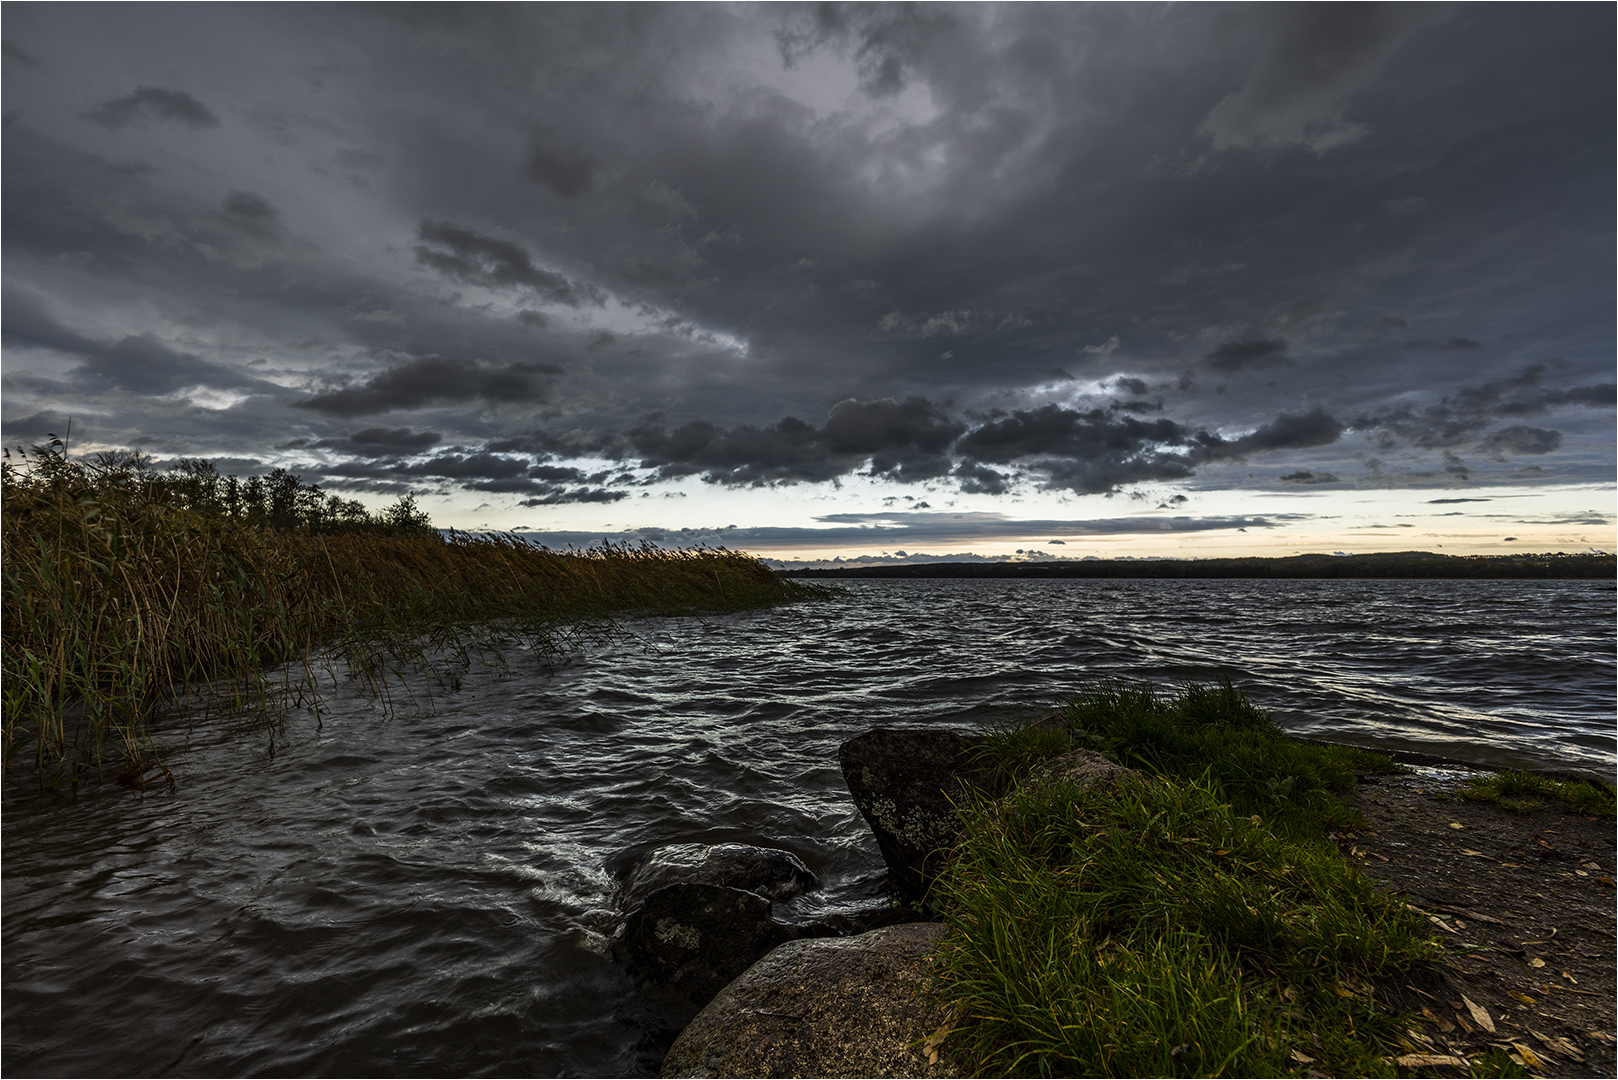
4,578,1613,1076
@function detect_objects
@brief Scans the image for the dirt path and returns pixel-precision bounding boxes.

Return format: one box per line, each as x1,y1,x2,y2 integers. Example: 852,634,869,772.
1339,767,1615,1077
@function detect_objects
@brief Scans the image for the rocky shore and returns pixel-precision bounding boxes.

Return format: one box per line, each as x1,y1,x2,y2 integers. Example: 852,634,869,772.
608,723,1128,1078
609,723,1616,1078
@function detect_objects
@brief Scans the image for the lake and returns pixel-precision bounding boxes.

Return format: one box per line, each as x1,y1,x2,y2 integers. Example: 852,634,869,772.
4,578,1613,1076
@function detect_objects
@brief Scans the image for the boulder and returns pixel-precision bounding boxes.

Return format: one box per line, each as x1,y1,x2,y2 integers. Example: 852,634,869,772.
1026,748,1130,791
621,844,819,912
838,728,978,905
618,883,810,1006
661,921,959,1079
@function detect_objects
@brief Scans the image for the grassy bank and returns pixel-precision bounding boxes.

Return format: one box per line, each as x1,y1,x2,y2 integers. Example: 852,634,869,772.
934,681,1458,1077
2,445,816,786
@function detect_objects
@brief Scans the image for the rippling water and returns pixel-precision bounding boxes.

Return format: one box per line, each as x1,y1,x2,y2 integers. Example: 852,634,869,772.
4,579,1613,1076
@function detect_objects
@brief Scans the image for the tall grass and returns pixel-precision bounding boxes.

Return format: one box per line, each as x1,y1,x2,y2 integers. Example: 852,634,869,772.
935,775,1435,1077
936,681,1435,1076
2,444,816,786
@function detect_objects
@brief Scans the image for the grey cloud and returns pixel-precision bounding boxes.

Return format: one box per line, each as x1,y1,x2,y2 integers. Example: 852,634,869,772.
1279,470,1340,484
85,86,220,129
295,356,562,416
630,397,965,486
1479,425,1563,456
415,220,603,306
222,190,277,224
1205,337,1288,373
4,40,37,66
1199,6,1435,153
2,290,269,396
1114,377,1150,396
309,447,626,505
307,426,443,457
1405,337,1483,351
524,127,601,198
1205,407,1345,458
1357,364,1614,450
957,405,1198,494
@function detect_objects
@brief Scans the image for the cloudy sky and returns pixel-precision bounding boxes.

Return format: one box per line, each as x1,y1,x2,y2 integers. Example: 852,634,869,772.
4,4,1613,563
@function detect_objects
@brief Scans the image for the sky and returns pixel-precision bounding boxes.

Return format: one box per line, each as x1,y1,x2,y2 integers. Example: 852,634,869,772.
3,3,1613,565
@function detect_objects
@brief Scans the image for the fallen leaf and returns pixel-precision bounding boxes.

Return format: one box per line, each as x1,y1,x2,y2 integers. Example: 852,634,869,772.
922,1021,950,1065
1289,1049,1316,1064
1529,957,1545,968
1428,916,1457,933
1462,995,1496,1033
1449,822,1465,829
1460,849,1485,856
1421,1005,1456,1033
1510,1041,1546,1068
1455,1013,1475,1033
1562,970,1578,984
1510,991,1536,1005
1530,1028,1585,1062
1395,1053,1468,1068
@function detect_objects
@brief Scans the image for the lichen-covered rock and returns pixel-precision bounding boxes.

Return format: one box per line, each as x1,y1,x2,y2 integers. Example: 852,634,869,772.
618,883,809,1006
838,728,977,905
1026,748,1130,791
621,844,819,912
661,921,959,1079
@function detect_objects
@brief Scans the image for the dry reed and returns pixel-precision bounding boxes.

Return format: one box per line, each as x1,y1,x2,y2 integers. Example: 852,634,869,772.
2,445,814,787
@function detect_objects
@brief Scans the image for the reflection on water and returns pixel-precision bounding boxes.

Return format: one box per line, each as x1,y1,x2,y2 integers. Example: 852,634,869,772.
3,579,1612,1076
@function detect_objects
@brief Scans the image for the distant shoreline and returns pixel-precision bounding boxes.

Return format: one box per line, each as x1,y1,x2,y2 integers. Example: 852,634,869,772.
777,550,1615,580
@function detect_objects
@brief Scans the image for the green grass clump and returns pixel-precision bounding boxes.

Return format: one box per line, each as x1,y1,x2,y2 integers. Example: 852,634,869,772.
935,773,1435,1077
3,444,818,786
1458,770,1616,818
997,678,1401,835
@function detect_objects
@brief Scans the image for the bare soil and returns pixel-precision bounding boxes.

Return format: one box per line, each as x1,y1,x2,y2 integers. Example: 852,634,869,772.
1339,768,1615,1077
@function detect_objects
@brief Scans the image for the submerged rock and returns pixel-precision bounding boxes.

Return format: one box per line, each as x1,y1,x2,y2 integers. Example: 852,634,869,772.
621,844,819,912
838,728,978,905
660,921,958,1079
618,883,809,1006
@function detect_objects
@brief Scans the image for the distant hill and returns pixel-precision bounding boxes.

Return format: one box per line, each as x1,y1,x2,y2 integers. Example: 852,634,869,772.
777,551,1615,580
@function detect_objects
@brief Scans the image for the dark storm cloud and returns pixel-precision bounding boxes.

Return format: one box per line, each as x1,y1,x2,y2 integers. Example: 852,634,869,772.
3,288,271,396
1356,364,1614,453
3,4,1612,520
629,397,965,486
308,447,624,505
295,356,563,417
957,405,1199,494
1205,408,1345,458
1406,337,1484,352
414,220,604,306
84,86,219,129
3,40,37,66
222,190,277,224
1198,4,1437,152
524,127,601,199
1478,425,1562,456
1279,471,1341,485
1205,338,1288,374
296,426,443,458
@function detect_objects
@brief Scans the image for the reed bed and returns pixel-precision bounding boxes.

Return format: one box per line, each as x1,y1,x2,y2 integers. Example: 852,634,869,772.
2,446,815,787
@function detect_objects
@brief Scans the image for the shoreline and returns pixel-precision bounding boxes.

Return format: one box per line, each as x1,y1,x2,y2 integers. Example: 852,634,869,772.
777,550,1614,579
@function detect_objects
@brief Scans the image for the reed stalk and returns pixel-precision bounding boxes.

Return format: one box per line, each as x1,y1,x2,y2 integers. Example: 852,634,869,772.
2,444,816,787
